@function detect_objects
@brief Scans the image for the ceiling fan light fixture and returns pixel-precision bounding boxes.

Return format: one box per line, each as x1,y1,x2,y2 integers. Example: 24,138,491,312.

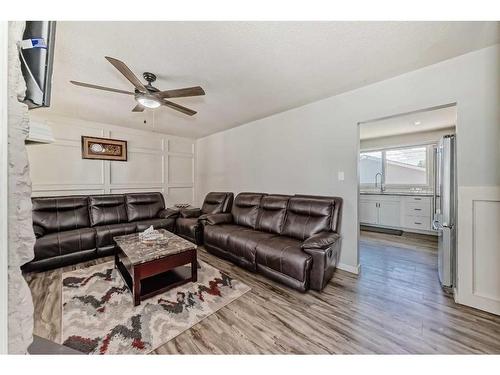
136,93,161,109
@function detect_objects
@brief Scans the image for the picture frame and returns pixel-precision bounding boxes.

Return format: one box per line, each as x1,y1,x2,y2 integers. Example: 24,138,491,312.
81,136,128,161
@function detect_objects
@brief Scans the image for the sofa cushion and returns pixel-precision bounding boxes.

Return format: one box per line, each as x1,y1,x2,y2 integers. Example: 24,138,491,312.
33,227,96,261
231,193,265,229
176,217,199,242
125,192,165,222
179,208,202,218
89,195,128,226
255,236,312,283
203,224,245,250
202,192,234,214
95,222,137,249
256,195,290,234
135,218,175,232
282,197,334,241
32,196,90,234
295,195,343,233
226,228,276,267
158,208,180,219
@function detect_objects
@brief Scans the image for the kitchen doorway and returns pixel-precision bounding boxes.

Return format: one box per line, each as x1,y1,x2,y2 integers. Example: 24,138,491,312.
357,104,457,298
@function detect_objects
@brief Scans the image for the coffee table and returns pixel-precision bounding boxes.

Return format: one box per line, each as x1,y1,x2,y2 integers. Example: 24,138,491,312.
114,229,197,306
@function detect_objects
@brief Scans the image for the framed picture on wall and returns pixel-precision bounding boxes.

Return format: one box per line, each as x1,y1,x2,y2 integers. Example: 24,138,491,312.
81,136,128,161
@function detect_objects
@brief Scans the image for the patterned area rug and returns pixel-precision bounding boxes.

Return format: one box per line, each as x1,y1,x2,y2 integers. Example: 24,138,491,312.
61,260,250,354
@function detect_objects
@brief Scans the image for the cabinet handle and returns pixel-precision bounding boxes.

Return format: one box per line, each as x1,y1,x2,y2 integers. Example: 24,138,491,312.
414,208,422,211
414,198,422,201
414,222,422,225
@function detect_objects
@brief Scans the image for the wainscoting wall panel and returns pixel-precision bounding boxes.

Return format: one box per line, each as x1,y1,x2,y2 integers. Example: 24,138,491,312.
456,186,500,315
28,115,195,206
168,155,194,186
166,187,194,207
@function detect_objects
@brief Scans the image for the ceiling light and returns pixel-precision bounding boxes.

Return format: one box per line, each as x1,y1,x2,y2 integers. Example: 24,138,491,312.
414,121,422,126
136,93,161,109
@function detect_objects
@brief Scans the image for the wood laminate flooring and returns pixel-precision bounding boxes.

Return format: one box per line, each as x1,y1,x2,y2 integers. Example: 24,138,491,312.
25,231,500,354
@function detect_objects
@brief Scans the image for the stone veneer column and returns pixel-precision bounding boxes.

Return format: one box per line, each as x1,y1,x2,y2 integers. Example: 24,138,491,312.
7,21,35,354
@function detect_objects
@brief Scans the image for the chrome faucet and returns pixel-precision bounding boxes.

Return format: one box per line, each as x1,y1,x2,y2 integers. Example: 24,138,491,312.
375,172,385,193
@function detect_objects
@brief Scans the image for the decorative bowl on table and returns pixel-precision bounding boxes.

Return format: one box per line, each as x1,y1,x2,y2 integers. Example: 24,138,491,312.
174,203,191,208
139,225,168,245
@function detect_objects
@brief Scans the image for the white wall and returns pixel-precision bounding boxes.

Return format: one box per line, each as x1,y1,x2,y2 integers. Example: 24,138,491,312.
7,20,36,354
0,20,8,355
196,45,500,313
27,113,196,207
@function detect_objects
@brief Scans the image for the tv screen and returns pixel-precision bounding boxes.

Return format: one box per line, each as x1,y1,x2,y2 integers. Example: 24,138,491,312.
20,21,56,109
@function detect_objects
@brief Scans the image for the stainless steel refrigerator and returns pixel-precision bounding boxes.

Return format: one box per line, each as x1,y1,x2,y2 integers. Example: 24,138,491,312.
433,134,456,289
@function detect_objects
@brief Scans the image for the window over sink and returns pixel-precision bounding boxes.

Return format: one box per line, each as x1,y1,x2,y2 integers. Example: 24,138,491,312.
359,144,433,190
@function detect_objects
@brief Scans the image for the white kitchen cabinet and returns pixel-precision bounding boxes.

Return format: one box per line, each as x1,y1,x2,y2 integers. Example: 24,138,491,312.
379,200,401,227
359,195,401,228
360,199,379,225
360,194,435,234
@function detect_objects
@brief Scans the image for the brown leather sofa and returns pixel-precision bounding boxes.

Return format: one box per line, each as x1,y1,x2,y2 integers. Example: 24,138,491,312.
176,192,234,245
201,192,342,292
24,192,179,272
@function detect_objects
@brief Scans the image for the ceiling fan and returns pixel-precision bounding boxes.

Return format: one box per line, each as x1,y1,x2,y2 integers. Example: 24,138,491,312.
70,56,205,115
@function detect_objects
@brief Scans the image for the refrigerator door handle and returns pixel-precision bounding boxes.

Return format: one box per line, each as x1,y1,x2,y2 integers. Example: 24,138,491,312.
433,146,438,215
433,219,442,230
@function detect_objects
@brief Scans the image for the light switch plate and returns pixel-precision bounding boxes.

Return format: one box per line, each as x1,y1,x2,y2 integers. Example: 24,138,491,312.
338,171,345,181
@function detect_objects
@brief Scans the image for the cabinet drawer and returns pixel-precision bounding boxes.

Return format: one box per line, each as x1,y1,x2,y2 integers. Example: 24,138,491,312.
403,215,431,231
404,202,431,217
403,196,431,204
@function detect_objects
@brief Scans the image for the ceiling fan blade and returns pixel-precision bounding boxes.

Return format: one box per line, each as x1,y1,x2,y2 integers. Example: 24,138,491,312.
105,56,147,93
156,86,205,99
132,104,145,112
162,100,197,116
70,81,135,95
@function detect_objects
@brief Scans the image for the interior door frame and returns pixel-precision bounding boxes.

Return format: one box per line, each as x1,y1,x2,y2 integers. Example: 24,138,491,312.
356,103,457,270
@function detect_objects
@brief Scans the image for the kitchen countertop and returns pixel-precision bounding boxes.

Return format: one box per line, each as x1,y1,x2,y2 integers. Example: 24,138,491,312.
360,191,434,197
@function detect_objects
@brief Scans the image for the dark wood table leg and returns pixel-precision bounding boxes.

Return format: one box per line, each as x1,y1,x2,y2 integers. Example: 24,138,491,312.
133,267,141,306
191,257,198,283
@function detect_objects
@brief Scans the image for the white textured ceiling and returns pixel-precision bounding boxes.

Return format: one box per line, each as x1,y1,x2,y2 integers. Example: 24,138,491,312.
40,21,499,138
360,105,457,140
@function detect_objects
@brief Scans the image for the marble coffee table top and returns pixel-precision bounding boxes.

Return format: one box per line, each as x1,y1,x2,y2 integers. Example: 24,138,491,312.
114,229,196,265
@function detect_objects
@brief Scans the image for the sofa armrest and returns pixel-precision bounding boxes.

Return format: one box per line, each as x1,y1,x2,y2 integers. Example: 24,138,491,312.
179,208,203,218
33,224,45,239
200,213,233,225
302,233,341,291
301,232,340,250
158,208,180,219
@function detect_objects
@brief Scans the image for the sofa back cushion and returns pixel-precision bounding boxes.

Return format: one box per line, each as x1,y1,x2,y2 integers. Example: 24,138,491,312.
232,192,266,229
201,192,234,215
32,196,90,234
256,195,290,234
125,192,165,222
89,195,128,226
295,194,343,233
282,196,334,240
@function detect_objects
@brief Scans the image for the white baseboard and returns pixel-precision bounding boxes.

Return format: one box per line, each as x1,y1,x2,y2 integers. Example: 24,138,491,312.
338,262,361,275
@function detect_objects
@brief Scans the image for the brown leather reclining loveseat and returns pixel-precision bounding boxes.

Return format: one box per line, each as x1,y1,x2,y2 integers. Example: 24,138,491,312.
24,192,179,272
176,192,234,245
201,192,342,292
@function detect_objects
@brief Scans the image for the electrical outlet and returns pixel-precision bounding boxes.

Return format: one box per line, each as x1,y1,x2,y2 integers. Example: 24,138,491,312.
338,171,345,181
